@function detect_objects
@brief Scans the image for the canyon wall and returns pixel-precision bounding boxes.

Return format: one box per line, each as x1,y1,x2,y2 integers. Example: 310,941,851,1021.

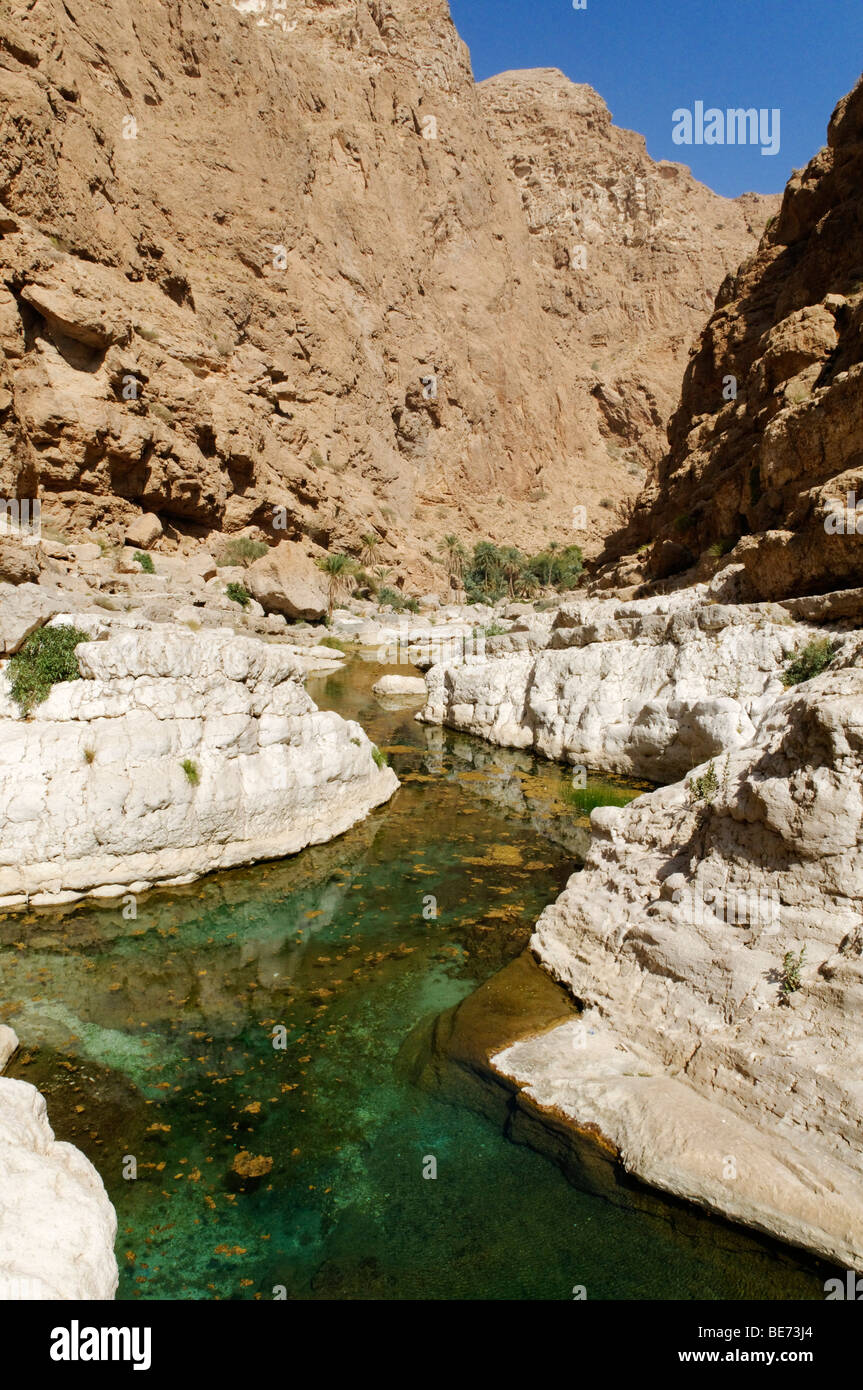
0,0,770,584
601,76,863,602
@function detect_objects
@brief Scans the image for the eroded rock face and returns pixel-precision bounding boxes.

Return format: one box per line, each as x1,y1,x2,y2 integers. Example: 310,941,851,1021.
479,70,776,494
419,588,831,782
601,75,863,601
0,1025,118,1300
0,622,398,906
0,2,770,575
496,656,863,1269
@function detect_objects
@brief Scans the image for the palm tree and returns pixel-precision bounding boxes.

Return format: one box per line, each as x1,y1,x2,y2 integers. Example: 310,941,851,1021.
374,565,393,587
316,553,355,620
500,546,525,599
359,533,381,567
437,534,468,584
516,568,540,599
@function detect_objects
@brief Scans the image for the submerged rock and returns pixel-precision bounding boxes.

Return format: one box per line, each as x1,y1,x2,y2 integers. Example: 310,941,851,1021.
0,622,398,907
0,1025,118,1300
372,674,427,698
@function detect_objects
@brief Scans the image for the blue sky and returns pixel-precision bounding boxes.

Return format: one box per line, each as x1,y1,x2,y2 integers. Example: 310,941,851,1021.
449,0,863,197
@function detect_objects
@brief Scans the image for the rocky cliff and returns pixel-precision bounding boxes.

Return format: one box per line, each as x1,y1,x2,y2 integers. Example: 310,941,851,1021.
600,76,863,602
0,0,770,584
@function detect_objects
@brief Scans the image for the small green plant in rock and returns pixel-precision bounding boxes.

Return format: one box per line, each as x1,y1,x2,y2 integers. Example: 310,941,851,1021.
780,947,806,1000
83,746,96,765
182,758,200,786
782,639,838,687
371,746,388,769
226,581,251,609
688,760,719,804
7,625,90,716
484,622,507,637
134,550,155,574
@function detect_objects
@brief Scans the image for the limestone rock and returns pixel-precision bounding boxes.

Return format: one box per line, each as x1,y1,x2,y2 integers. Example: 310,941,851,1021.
0,1026,118,1300
419,588,829,782
0,623,399,906
502,660,863,1268
373,674,427,697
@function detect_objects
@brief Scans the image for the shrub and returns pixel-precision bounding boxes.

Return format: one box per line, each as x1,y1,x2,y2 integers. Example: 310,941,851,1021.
780,947,806,999
708,537,736,559
688,760,719,804
484,622,507,637
371,746,388,769
782,639,837,687
226,581,251,608
7,625,90,716
319,636,346,651
134,551,155,574
216,538,268,569
182,758,200,786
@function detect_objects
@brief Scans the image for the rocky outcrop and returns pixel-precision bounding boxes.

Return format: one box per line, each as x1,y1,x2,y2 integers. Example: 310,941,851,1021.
493,653,863,1268
0,2,770,577
0,1025,118,1299
600,76,863,601
0,620,398,906
419,587,833,782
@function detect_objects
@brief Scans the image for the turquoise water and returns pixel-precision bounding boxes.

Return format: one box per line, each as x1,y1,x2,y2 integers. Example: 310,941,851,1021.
0,657,828,1299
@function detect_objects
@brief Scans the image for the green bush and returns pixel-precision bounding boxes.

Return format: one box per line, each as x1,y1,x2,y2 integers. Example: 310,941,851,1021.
216,538,268,569
7,625,90,716
780,947,805,999
226,581,251,608
688,760,719,804
182,758,200,786
782,639,837,687
134,551,155,574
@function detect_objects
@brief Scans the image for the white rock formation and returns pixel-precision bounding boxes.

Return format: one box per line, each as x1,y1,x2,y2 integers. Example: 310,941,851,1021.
419,590,834,782
494,655,863,1268
0,622,398,907
0,1026,118,1299
372,674,427,698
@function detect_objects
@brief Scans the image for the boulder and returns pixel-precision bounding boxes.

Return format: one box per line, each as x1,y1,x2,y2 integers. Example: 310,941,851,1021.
0,538,40,586
246,543,328,620
124,513,163,550
373,674,427,697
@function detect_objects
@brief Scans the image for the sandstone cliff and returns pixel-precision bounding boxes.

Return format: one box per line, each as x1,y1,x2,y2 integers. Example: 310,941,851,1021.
600,76,863,602
0,0,769,585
